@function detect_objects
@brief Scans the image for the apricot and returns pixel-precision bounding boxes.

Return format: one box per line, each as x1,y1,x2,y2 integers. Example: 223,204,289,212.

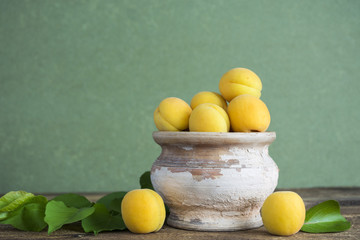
190,91,227,110
219,68,262,101
189,103,230,132
227,94,270,132
121,189,166,234
154,97,192,131
261,191,306,236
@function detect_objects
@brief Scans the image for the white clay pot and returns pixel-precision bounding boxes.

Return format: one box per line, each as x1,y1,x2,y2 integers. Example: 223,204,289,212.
151,131,278,231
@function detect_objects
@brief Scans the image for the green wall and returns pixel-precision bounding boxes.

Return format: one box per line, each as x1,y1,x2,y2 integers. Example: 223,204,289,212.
1,0,359,194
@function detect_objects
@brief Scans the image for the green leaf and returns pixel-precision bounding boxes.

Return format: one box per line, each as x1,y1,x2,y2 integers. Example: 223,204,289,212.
82,203,126,235
0,196,48,232
301,200,351,233
96,192,127,213
51,193,93,208
45,200,95,234
140,171,154,190
108,197,124,214
0,191,35,220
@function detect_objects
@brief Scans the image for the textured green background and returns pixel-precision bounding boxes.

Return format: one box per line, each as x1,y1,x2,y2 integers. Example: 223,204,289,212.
1,0,359,194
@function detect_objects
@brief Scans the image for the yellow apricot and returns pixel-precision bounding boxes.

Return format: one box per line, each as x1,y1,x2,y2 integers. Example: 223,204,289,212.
261,191,306,236
227,94,270,132
121,189,166,234
154,97,192,131
219,68,262,101
189,103,230,132
190,91,227,110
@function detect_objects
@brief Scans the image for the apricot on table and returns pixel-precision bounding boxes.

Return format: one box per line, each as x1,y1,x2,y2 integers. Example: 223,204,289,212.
219,67,262,102
154,97,192,131
190,91,227,110
261,191,306,236
189,103,230,132
121,189,166,234
227,94,270,132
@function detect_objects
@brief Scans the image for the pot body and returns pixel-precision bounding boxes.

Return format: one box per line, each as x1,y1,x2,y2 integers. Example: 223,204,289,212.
151,131,278,231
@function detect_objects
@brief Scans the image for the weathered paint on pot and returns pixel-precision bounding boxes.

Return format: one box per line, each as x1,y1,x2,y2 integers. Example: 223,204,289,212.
151,131,278,231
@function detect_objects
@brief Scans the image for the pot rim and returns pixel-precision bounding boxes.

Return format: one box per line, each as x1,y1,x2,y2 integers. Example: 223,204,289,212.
153,131,276,145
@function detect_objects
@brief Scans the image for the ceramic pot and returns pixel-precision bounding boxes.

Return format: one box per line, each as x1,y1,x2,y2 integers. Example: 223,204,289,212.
151,131,278,231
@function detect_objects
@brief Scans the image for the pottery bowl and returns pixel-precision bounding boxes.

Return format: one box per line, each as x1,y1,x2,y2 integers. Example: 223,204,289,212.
151,131,278,231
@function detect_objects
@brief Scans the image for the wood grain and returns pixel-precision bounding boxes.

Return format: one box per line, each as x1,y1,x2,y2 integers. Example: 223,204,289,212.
1,187,359,240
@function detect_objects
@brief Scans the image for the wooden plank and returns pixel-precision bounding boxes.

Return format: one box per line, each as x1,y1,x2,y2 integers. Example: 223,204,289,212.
0,188,359,239
1,217,359,240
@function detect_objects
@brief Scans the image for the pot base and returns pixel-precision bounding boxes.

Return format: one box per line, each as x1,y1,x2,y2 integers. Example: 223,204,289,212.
167,212,263,231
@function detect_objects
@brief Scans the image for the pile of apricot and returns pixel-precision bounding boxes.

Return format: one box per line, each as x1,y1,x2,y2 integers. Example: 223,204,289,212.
154,67,271,133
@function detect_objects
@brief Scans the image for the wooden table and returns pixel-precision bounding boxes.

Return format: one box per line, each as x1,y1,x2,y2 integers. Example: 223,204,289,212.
1,188,359,239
